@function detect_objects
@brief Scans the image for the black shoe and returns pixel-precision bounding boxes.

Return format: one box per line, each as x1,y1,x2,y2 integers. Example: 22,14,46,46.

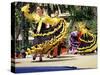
47,55,50,58
74,52,77,54
39,59,42,62
33,57,36,60
39,58,42,62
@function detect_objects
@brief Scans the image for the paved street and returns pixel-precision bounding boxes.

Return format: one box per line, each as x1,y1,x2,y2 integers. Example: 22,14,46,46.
15,53,97,69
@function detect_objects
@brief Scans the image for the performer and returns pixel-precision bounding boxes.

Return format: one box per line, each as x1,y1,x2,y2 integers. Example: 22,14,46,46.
21,4,63,61
77,22,97,54
69,26,79,54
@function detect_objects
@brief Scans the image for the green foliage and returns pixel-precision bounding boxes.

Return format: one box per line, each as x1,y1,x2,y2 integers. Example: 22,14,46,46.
86,20,97,35
15,8,22,26
68,6,95,21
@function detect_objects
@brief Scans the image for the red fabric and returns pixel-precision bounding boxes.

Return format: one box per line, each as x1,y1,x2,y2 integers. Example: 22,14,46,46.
61,48,67,55
78,31,82,44
53,47,58,56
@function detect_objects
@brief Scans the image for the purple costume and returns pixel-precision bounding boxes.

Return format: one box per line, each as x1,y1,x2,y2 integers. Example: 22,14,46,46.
69,31,79,54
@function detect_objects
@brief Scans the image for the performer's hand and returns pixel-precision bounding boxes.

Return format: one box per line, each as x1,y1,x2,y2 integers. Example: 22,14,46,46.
46,23,50,28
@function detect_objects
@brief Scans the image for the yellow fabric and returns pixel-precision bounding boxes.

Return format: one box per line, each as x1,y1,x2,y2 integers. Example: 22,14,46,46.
21,5,61,25
25,20,68,54
21,4,30,12
31,22,62,37
21,5,61,33
37,18,43,33
42,15,61,26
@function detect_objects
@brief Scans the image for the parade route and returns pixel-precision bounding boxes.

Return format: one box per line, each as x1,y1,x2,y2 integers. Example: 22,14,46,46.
14,53,97,69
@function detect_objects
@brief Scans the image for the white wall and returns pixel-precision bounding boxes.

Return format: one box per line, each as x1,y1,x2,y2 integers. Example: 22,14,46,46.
0,0,100,75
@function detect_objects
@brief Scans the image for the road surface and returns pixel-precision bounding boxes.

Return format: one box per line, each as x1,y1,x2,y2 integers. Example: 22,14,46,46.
13,53,97,69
